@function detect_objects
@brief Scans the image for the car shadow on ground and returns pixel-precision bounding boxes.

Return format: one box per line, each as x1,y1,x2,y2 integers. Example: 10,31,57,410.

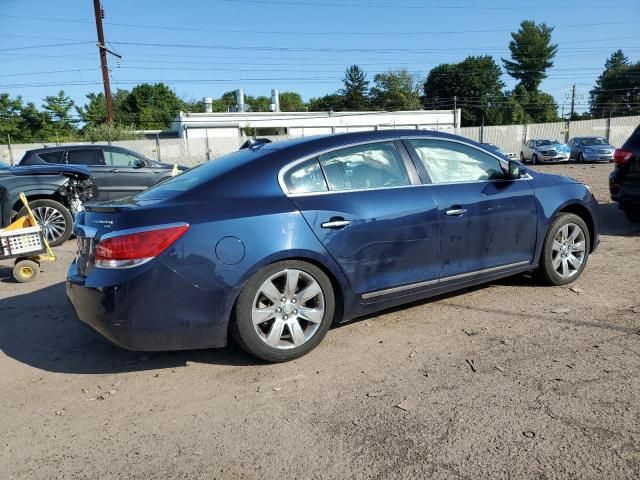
598,202,640,237
0,281,261,374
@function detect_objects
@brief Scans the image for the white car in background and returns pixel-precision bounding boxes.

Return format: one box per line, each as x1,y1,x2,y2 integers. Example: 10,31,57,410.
520,139,570,164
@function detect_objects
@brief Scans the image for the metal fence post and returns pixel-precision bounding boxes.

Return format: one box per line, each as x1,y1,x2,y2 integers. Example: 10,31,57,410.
606,114,612,143
155,133,161,162
7,134,14,166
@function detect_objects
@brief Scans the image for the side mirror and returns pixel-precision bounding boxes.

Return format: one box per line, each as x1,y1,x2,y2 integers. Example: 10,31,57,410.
508,160,523,179
133,158,145,168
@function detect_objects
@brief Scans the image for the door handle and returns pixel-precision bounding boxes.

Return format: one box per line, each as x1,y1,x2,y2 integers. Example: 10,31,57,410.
321,219,351,229
445,208,467,216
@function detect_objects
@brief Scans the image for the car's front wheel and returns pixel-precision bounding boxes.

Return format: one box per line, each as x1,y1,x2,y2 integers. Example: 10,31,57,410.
231,260,336,362
538,213,590,286
18,198,72,247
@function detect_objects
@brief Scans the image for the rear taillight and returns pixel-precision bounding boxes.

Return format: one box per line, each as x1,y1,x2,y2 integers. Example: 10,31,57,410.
95,224,189,269
613,148,633,165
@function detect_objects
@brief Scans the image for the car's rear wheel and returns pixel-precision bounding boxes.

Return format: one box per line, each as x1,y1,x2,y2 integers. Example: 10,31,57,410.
231,260,335,362
538,213,590,286
18,199,72,247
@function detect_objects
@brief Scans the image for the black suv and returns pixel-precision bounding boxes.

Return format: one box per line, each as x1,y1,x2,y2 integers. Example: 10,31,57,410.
610,125,640,223
19,145,187,201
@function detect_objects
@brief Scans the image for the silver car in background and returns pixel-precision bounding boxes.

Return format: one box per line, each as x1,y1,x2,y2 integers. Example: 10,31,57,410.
568,137,615,163
520,139,570,164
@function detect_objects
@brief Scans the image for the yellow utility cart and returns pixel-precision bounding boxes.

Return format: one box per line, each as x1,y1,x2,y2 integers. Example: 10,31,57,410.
0,193,56,283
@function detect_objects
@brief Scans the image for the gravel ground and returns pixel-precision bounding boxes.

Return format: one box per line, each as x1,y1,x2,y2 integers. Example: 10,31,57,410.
1,163,639,480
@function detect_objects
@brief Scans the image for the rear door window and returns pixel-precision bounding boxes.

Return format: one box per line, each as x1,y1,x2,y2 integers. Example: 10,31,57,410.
38,151,64,163
318,141,410,191
67,149,103,166
283,159,328,194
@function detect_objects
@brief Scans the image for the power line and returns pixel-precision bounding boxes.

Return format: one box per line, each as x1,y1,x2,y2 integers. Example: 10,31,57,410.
217,0,632,10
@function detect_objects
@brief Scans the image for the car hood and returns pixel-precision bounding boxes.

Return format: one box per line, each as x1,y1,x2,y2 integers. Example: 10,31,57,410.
0,163,92,179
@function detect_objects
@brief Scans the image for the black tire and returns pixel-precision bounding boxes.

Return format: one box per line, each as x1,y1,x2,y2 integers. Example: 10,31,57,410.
537,213,590,286
13,259,40,283
520,152,526,163
231,260,336,362
18,198,72,247
532,154,538,165
623,208,640,223
578,152,584,164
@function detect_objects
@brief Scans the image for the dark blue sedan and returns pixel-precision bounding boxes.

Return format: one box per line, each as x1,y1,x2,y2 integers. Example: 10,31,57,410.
67,130,599,362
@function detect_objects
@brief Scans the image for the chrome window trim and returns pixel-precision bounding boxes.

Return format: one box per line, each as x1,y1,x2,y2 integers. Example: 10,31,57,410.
362,260,530,299
278,136,531,197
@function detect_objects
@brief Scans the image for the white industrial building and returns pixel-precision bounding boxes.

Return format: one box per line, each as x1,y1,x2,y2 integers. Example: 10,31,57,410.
170,89,459,140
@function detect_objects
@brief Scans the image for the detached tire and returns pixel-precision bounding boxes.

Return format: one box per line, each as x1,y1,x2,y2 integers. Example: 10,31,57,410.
13,259,40,283
538,213,590,286
231,260,335,362
18,198,72,247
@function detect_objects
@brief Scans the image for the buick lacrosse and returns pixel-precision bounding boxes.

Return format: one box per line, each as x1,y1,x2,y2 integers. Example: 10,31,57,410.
67,130,599,362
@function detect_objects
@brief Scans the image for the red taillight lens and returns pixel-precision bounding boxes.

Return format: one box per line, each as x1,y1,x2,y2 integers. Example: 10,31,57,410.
95,224,188,268
613,148,632,165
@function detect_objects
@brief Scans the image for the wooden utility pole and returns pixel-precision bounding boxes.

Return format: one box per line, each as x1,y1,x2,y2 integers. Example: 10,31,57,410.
93,0,113,124
565,84,576,143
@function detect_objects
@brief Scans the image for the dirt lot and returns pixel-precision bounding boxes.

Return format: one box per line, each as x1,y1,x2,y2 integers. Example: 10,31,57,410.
1,163,639,480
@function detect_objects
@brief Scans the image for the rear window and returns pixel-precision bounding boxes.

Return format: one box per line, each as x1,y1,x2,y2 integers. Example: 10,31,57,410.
622,126,640,151
136,148,271,201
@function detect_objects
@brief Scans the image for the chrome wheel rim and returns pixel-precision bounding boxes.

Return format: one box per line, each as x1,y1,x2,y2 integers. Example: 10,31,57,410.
552,223,586,279
32,206,67,243
252,268,325,350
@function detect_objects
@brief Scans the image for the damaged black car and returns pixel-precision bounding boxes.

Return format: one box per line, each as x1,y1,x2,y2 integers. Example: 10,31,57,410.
0,162,95,246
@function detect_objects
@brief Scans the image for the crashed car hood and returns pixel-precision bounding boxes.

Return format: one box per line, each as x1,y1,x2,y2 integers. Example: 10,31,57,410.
0,164,91,179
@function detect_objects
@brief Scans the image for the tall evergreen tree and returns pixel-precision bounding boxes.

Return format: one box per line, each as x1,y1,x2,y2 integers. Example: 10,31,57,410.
590,50,640,118
340,65,370,110
502,20,558,91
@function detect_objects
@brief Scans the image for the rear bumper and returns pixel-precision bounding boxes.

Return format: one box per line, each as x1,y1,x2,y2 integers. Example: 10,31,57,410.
66,261,230,351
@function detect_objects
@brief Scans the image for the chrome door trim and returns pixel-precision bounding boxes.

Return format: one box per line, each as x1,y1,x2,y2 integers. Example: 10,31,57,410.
361,260,530,300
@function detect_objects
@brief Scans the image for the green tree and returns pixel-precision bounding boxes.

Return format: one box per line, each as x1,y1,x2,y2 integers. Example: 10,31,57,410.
502,20,558,91
307,93,346,111
340,65,370,110
42,90,76,139
509,84,558,123
279,91,305,111
369,70,422,111
122,83,183,129
0,93,24,142
423,56,505,126
589,50,640,118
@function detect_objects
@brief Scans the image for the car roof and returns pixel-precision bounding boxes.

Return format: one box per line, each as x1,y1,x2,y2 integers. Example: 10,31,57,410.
25,144,141,155
257,129,474,156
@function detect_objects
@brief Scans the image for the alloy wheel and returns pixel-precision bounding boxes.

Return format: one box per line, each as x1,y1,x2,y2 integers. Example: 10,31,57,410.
251,268,325,350
32,206,67,244
551,223,586,279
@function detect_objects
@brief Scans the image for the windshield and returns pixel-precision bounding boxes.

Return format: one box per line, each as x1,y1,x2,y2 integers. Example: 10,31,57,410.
534,140,553,147
0,162,9,170
582,137,608,146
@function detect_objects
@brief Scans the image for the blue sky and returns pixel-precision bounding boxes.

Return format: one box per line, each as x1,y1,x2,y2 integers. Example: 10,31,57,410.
1,0,639,114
